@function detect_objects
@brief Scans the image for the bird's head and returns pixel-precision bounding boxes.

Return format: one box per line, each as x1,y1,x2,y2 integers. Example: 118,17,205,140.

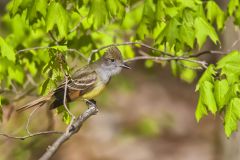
100,46,130,75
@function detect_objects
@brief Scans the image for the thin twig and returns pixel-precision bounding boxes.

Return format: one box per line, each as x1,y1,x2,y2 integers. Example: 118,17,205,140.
25,105,42,135
17,46,53,54
88,42,173,63
0,131,63,140
63,75,76,133
124,55,208,69
63,76,75,119
188,50,226,58
230,38,240,51
17,46,88,61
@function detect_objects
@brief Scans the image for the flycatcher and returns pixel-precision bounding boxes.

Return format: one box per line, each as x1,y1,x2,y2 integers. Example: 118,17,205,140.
17,46,130,112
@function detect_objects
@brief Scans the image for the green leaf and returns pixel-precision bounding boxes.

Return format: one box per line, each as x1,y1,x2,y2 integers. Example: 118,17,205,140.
206,1,225,30
27,0,48,24
224,98,240,137
10,0,23,16
228,0,239,16
106,0,125,19
217,51,240,84
234,5,240,25
217,51,240,68
194,17,219,48
195,80,217,122
40,78,55,95
157,19,180,47
0,37,16,62
46,2,69,39
136,0,155,39
8,66,24,84
137,23,149,40
89,0,108,29
195,96,208,122
214,79,229,109
179,25,195,48
196,64,215,91
201,81,217,114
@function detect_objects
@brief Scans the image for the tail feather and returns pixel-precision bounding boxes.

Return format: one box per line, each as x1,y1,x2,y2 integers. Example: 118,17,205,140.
16,94,54,112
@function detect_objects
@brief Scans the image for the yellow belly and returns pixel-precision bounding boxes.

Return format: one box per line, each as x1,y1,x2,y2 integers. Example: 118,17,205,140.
82,84,106,99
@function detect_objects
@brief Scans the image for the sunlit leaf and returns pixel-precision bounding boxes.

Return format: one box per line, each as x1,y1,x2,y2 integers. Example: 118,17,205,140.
206,1,225,30
224,98,240,137
194,17,219,48
46,2,69,39
196,64,215,91
179,25,195,48
214,79,229,109
8,66,24,84
89,0,108,29
201,81,217,114
0,37,16,62
195,96,208,122
228,0,239,16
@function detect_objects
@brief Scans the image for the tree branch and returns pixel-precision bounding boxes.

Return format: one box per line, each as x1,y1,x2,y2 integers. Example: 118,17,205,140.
124,55,208,69
0,131,63,140
88,41,174,63
39,102,98,160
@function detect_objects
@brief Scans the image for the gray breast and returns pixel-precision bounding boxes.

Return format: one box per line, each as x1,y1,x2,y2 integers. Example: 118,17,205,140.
96,68,111,84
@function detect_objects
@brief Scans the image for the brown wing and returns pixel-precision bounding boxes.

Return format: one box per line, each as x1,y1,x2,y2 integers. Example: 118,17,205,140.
50,67,97,109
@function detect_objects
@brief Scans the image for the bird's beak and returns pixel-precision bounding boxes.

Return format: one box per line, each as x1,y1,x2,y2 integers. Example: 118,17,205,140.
120,63,131,69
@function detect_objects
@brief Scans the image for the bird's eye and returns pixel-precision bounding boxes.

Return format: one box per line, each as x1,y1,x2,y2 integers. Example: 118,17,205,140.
109,59,115,62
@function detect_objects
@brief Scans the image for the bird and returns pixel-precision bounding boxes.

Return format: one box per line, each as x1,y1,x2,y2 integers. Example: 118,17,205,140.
17,46,130,112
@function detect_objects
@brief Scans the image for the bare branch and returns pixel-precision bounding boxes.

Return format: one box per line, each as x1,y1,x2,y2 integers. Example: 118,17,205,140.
17,46,88,61
17,46,53,54
188,50,226,58
124,55,208,69
88,41,173,63
39,102,98,160
0,131,63,140
25,105,42,135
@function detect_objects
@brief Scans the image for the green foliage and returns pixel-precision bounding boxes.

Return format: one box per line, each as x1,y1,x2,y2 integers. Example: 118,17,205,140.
0,36,15,62
1,0,240,137
46,2,69,39
206,1,226,30
194,17,219,48
196,51,240,137
224,98,240,137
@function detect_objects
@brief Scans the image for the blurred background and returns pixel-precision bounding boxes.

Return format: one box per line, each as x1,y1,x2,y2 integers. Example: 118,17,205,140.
1,0,240,160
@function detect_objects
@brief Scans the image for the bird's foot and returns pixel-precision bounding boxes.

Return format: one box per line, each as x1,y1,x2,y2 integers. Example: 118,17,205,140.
85,99,98,114
85,99,96,106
